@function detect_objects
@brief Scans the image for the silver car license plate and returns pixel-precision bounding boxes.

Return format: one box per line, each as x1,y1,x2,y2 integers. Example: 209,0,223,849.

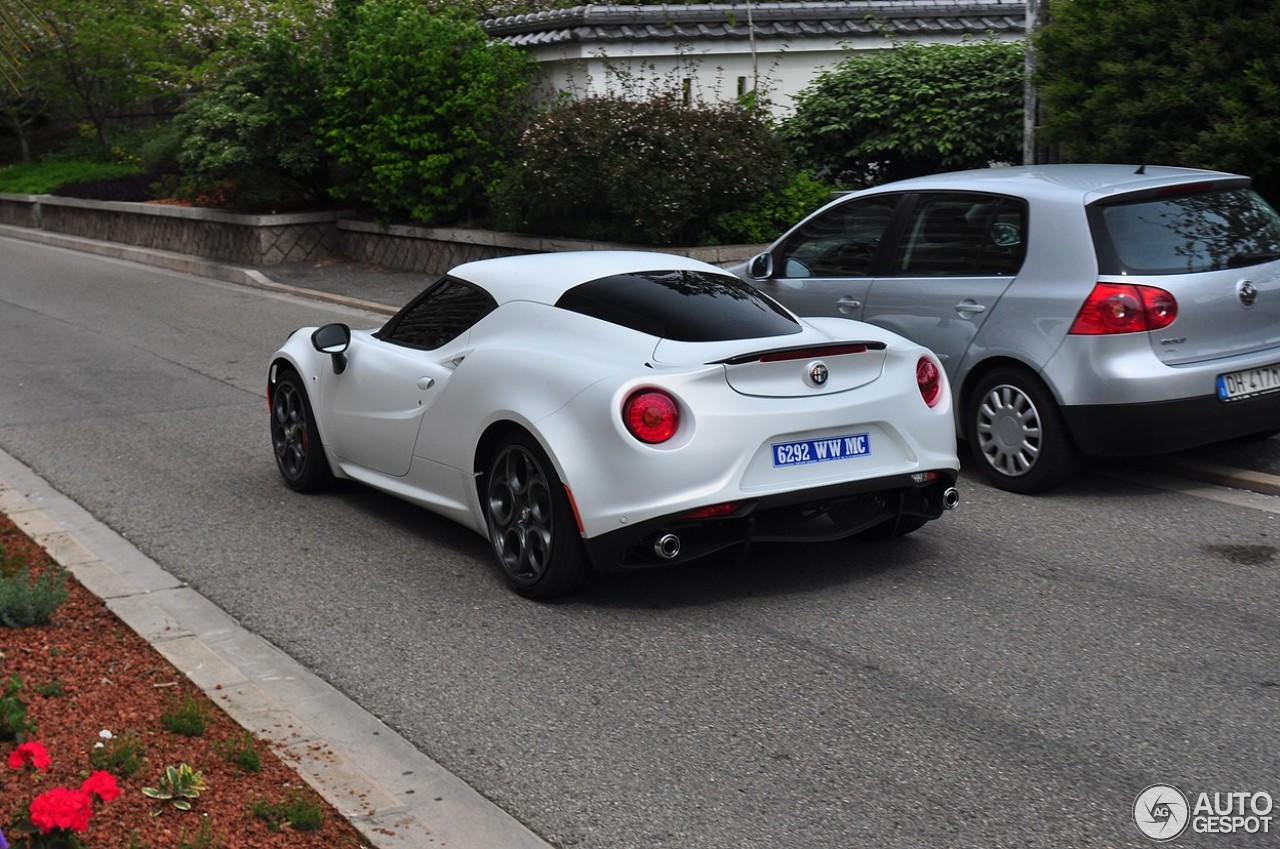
772,433,871,467
1217,363,1280,402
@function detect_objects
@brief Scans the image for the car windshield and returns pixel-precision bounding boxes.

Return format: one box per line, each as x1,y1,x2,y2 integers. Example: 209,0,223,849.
556,269,801,341
1092,187,1280,274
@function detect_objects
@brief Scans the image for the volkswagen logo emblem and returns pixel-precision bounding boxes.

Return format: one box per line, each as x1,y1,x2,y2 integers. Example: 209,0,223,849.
1238,279,1259,308
808,362,829,386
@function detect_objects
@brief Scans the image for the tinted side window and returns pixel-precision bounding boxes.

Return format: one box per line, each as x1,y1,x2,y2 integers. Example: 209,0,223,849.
378,278,496,349
889,193,1027,277
557,270,800,341
1092,188,1280,274
778,195,899,278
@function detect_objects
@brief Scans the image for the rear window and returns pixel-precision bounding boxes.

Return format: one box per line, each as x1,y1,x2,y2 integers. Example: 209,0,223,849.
556,269,801,342
1092,187,1280,274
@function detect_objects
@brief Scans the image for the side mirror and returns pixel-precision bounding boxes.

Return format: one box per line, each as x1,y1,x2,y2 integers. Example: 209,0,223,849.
747,252,773,279
311,323,351,375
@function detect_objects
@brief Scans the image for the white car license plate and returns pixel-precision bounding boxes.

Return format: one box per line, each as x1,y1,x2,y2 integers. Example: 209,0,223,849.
1217,363,1280,402
772,433,871,467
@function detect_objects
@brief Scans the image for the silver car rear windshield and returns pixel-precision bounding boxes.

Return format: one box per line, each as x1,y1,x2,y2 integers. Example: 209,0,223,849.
1091,187,1280,275
556,269,802,342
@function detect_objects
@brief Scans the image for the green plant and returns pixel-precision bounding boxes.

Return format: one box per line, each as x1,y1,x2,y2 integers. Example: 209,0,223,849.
781,37,1024,188
158,693,212,737
141,763,207,811
0,543,70,627
0,673,35,741
251,790,324,832
90,729,147,778
214,730,261,773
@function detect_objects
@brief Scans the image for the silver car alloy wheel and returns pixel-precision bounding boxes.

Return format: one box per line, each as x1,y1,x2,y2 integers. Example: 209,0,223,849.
974,382,1043,478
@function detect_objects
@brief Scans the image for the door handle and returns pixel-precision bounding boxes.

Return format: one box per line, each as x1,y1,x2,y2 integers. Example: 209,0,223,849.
417,377,435,390
837,297,862,312
953,301,987,315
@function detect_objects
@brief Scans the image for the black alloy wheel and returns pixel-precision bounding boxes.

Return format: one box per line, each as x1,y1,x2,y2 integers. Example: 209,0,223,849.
270,369,333,492
485,432,590,599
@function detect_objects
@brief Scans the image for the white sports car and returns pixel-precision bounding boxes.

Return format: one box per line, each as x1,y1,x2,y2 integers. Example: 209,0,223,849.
268,251,960,598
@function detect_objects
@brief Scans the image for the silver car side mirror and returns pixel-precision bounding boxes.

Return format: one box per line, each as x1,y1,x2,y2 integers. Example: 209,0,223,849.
747,252,773,279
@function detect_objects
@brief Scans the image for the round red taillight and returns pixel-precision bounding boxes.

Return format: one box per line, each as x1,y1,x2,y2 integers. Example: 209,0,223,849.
624,390,680,444
917,357,943,408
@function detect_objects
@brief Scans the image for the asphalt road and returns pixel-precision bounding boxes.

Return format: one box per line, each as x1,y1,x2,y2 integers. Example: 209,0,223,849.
1,237,1277,848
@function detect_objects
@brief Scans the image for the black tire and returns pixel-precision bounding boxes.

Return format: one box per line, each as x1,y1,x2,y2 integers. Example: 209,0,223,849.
966,367,1079,494
485,432,591,600
270,368,334,492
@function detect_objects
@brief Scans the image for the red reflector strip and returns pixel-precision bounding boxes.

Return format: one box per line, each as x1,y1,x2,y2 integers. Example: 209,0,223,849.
680,502,741,520
758,344,868,363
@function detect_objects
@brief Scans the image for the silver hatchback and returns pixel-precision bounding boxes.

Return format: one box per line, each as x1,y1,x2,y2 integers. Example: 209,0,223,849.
739,164,1280,492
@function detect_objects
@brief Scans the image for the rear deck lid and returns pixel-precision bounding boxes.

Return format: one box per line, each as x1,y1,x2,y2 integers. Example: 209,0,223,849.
1089,184,1280,364
653,333,890,397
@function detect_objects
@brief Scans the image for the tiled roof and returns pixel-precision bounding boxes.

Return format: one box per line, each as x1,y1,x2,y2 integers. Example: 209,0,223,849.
482,1,1027,46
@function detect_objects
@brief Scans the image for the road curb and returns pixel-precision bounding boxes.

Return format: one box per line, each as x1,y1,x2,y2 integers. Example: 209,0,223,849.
0,439,552,849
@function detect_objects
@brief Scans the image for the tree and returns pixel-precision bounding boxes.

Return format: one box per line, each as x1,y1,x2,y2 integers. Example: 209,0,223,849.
779,38,1025,188
1035,0,1280,202
171,30,329,209
321,0,533,224
19,0,200,152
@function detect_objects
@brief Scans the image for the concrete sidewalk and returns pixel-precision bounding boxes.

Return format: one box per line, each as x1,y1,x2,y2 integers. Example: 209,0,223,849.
0,226,555,849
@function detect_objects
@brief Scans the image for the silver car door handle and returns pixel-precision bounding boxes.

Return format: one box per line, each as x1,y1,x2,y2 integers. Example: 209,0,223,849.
417,377,435,390
837,297,862,311
954,301,987,314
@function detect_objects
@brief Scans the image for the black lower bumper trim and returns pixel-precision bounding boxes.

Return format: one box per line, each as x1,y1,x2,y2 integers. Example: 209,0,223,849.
582,471,958,571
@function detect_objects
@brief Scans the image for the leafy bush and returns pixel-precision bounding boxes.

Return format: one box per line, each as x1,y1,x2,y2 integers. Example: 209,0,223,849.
171,29,330,211
708,171,833,244
1035,0,1280,203
322,0,533,224
492,94,797,245
781,38,1025,188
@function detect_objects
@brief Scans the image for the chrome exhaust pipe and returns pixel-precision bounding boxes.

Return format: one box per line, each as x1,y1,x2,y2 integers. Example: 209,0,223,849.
654,533,681,560
942,487,960,510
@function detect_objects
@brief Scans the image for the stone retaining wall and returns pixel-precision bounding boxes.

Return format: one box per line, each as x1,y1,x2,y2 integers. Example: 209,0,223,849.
0,194,763,275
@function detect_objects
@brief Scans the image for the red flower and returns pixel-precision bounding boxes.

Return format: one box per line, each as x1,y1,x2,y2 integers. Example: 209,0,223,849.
28,787,92,834
80,770,120,802
7,741,51,771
